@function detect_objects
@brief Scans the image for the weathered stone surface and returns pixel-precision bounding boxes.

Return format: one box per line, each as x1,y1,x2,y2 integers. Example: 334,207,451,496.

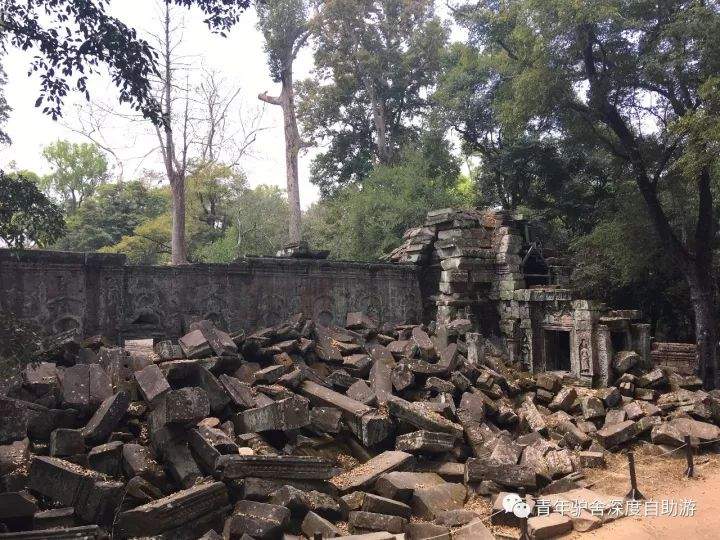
155,387,210,425
581,396,605,420
302,510,343,538
299,381,392,447
117,481,228,537
387,398,462,438
374,471,445,502
122,443,165,485
178,329,213,359
332,451,414,493
0,525,102,539
465,458,537,489
548,386,576,412
579,451,606,468
224,500,290,540
88,441,123,476
134,364,170,406
218,454,334,480
49,428,85,457
361,493,412,518
406,522,451,540
411,483,466,520
349,511,407,534
28,456,101,507
528,513,573,539
595,420,638,448
395,430,454,453
60,364,112,413
81,391,130,444
0,491,37,520
219,374,257,409
310,406,342,434
613,351,639,374
451,518,495,540
239,395,310,432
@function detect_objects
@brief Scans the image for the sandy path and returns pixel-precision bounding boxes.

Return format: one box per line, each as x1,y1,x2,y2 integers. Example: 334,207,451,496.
576,460,720,540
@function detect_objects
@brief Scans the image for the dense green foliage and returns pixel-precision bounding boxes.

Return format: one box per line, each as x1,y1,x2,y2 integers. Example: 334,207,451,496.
0,171,66,248
297,0,449,194
40,140,109,212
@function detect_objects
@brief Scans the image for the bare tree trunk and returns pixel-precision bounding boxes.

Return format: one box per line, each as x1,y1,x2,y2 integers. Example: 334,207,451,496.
281,70,302,244
260,67,302,244
161,1,187,265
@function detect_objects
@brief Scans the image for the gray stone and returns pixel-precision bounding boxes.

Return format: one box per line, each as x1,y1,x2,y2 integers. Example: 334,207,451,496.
225,500,291,540
528,513,573,539
81,391,130,444
239,395,310,432
133,364,170,406
395,430,455,453
333,451,415,494
410,483,466,520
349,511,407,534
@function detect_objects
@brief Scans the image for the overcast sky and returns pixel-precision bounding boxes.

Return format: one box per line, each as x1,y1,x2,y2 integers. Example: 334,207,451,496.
0,1,461,208
0,0,324,206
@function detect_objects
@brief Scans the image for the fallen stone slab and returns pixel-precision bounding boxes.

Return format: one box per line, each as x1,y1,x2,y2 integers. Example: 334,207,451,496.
348,511,407,535
369,344,395,404
81,391,130,445
595,419,639,448
133,364,170,406
536,493,601,532
0,491,37,520
49,428,85,457
299,381,393,446
374,471,445,502
406,522,450,540
465,457,537,489
302,511,343,538
361,493,412,518
224,500,291,540
0,397,44,444
448,518,495,540
387,397,463,439
117,481,228,537
395,430,455,453
332,451,415,493
217,454,334,480
88,441,123,476
60,364,112,413
411,483,466,520
238,395,310,433
154,387,210,426
178,329,213,359
0,526,102,539
528,513,573,539
27,456,101,507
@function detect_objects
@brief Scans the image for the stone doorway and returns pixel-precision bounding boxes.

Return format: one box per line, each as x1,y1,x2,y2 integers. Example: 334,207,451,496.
544,329,571,371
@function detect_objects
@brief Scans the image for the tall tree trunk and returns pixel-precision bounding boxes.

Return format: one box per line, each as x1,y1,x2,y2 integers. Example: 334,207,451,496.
170,175,187,264
162,1,187,265
688,266,718,388
281,70,302,244
259,66,302,245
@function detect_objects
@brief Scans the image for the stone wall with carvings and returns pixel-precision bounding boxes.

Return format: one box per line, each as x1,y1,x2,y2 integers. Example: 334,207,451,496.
0,249,423,341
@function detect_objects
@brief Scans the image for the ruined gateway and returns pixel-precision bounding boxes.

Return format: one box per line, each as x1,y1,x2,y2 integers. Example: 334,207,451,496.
387,208,652,388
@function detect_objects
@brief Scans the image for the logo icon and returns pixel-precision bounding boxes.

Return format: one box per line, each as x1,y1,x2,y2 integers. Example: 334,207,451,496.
502,493,532,518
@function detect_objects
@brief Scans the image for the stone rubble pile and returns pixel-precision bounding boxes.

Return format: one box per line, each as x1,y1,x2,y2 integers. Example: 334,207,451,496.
0,315,717,539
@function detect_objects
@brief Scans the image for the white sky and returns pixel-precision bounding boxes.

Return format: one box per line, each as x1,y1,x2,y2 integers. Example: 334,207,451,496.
0,0,322,207
0,1,461,208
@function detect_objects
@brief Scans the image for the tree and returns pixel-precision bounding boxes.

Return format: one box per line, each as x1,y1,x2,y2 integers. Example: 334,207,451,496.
297,0,448,194
455,0,720,387
1,0,250,124
0,59,10,145
303,134,469,260
256,0,314,244
40,140,109,212
0,171,65,248
196,184,291,262
54,180,168,252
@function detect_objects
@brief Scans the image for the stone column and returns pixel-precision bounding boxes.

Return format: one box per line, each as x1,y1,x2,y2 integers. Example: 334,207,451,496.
596,324,613,387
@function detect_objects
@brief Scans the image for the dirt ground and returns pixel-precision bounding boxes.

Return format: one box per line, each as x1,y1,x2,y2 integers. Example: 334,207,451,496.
569,445,720,540
575,448,720,540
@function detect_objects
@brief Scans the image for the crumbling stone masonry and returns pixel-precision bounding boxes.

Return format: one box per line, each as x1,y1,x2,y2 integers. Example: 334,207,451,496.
0,250,423,342
387,208,652,387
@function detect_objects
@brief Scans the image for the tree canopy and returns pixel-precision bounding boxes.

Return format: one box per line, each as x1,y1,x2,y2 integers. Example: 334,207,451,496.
0,171,66,248
298,0,449,195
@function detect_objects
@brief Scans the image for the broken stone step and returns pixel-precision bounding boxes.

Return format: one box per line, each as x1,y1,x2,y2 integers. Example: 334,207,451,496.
217,454,334,480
